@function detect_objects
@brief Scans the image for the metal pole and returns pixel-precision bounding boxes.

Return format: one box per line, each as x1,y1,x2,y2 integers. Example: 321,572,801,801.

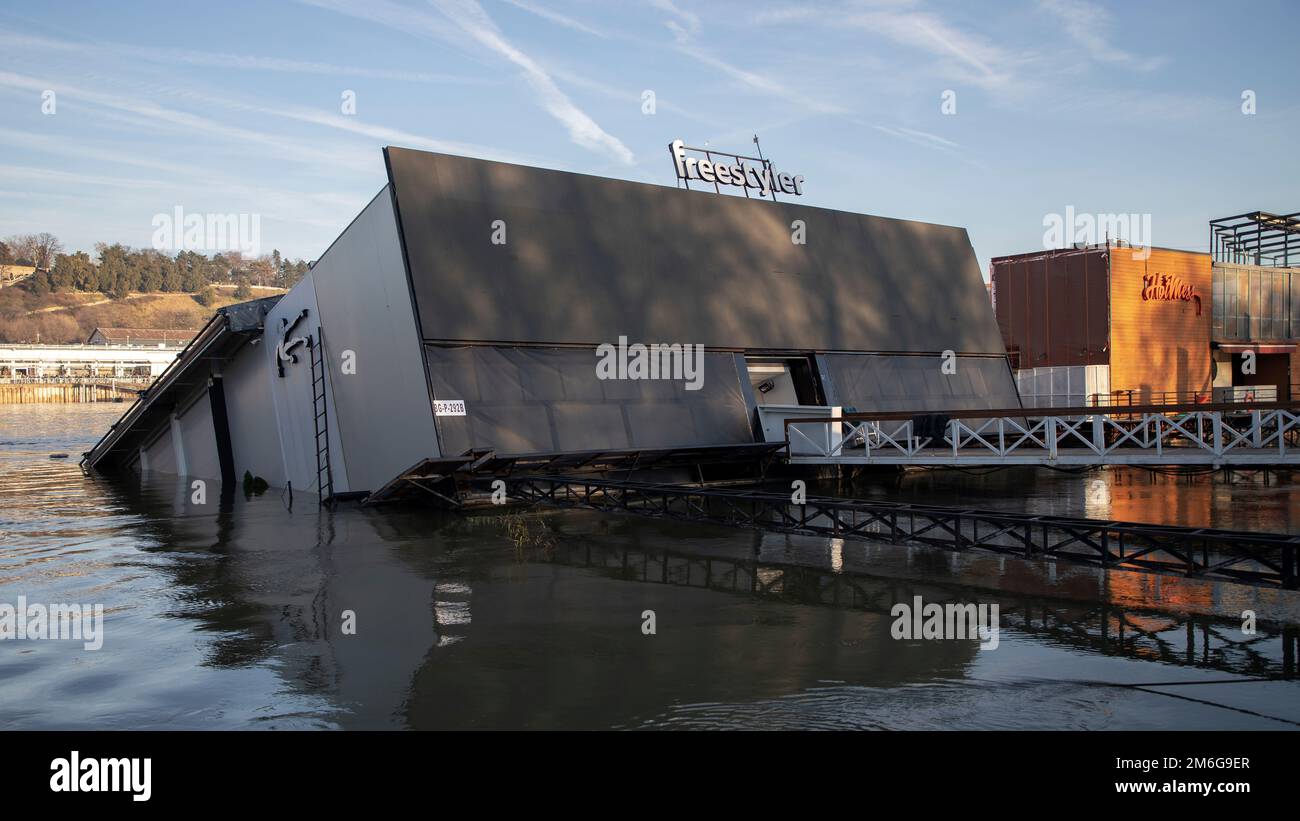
752,134,778,203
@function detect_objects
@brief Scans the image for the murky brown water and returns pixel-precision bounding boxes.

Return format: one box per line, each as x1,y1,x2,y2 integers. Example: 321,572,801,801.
2,403,1299,729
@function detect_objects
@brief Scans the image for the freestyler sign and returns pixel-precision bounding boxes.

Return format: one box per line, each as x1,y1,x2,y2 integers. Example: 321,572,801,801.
669,139,803,199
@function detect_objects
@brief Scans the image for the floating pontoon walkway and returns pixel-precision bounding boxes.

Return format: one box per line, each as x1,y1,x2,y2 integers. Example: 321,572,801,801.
780,401,1300,467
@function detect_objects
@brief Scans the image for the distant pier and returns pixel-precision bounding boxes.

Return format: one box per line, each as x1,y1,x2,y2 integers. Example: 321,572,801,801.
0,379,146,403
0,341,179,403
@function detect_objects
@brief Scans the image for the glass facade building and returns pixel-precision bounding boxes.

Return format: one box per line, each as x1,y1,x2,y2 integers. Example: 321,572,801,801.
1211,264,1300,342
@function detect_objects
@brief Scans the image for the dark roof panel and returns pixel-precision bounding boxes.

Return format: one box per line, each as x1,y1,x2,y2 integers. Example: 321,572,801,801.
385,147,1005,354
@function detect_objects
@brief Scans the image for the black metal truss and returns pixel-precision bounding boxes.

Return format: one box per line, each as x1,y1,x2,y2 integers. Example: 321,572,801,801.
501,476,1300,589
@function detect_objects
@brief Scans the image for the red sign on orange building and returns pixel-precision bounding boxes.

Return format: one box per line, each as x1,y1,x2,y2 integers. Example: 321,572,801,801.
1141,273,1202,315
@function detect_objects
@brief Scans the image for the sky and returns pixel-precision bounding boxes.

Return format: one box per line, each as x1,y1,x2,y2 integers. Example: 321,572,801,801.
0,0,1296,275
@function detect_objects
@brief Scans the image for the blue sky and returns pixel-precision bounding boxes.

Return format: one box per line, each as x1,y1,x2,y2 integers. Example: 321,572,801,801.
1,0,1296,274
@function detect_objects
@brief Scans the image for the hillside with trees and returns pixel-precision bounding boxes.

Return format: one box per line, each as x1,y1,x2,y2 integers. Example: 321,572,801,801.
0,233,312,344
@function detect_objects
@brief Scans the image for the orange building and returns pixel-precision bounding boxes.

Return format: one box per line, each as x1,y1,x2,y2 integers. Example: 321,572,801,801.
991,213,1300,406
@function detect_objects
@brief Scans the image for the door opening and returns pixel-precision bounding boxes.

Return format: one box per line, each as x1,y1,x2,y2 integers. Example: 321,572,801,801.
745,356,821,406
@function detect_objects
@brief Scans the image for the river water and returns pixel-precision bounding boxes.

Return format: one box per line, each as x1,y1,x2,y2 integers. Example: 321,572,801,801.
2,403,1299,730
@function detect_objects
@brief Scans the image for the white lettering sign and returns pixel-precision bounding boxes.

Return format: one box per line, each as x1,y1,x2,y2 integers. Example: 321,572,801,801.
670,139,803,197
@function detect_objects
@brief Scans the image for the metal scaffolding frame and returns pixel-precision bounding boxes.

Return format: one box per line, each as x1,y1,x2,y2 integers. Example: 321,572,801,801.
502,475,1300,589
1210,211,1300,267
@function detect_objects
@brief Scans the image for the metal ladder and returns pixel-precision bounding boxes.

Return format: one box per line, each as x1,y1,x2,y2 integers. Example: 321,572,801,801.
309,328,334,507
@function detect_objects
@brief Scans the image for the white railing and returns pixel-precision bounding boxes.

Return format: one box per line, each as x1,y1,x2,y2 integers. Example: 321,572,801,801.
784,407,1300,465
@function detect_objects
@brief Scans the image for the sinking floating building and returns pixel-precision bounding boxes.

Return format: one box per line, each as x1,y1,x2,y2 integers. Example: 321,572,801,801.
84,147,1019,500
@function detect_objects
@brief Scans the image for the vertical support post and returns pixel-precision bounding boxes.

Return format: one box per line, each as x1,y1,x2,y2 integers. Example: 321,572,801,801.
208,374,236,487
169,412,188,477
1252,409,1263,449
1092,413,1104,454
1046,417,1058,460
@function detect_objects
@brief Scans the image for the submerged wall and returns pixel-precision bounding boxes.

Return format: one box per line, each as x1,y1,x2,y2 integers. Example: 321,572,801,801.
97,149,1022,486
303,186,438,491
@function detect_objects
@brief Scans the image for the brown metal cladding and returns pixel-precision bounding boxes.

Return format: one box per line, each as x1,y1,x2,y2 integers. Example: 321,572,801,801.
990,247,1109,369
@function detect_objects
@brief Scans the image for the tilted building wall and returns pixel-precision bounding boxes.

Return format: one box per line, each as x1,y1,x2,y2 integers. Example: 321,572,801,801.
95,148,1020,493
385,148,1019,455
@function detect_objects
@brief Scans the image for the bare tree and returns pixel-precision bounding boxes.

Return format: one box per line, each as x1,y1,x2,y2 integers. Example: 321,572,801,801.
30,233,63,270
5,234,37,265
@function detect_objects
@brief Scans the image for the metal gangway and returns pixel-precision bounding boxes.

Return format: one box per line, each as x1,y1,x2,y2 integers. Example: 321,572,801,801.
778,401,1300,467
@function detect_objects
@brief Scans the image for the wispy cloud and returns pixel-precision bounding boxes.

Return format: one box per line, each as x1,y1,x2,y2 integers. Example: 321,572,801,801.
651,0,702,43
846,9,1022,93
1038,0,1167,71
653,1,844,114
0,70,372,173
428,0,634,162
0,28,486,85
0,164,172,190
502,0,608,38
874,125,959,150
0,27,532,169
302,0,634,164
299,0,462,44
748,2,1029,96
547,65,726,128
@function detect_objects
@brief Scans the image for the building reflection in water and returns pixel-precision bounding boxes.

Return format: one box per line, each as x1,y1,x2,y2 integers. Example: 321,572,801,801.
104,472,1300,729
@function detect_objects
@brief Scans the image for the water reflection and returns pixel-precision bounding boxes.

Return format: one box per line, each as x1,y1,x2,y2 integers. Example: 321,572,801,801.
835,465,1300,533
2,404,1300,730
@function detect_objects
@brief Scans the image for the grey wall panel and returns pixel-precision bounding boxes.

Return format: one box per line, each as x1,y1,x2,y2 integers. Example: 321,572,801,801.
387,148,1004,354
426,345,752,456
142,423,177,475
824,353,1020,413
221,340,285,488
264,272,351,495
176,391,221,481
309,186,440,492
